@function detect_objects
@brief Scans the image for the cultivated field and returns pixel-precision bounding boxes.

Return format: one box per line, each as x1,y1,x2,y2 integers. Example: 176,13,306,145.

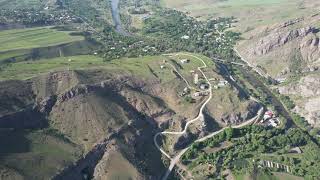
0,27,84,53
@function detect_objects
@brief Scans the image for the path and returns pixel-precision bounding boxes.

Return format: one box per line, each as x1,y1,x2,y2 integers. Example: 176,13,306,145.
154,53,213,179
154,53,264,180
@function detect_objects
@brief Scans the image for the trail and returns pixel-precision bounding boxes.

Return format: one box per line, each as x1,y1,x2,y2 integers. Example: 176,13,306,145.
153,53,213,179
154,53,264,180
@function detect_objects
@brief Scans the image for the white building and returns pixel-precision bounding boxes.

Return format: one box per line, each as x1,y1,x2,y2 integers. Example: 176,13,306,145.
180,59,190,64
200,83,209,90
194,73,199,84
217,80,228,87
181,35,190,40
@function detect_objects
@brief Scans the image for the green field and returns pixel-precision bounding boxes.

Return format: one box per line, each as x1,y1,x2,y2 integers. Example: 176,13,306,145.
0,52,215,81
0,27,84,53
0,55,171,81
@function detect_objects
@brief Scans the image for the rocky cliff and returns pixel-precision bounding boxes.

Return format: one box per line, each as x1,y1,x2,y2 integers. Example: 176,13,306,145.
278,74,320,127
0,67,262,179
238,14,320,78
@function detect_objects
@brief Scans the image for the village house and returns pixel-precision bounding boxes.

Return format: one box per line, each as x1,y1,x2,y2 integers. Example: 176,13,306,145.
179,87,191,97
263,110,274,121
194,73,199,84
180,59,190,64
275,77,287,84
199,83,209,90
268,118,279,127
194,91,209,97
181,35,190,40
217,80,228,87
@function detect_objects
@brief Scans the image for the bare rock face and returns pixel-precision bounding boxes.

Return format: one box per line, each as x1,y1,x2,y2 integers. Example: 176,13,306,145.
298,97,320,127
253,26,314,56
238,15,320,77
278,75,320,97
217,100,261,125
300,34,320,63
279,74,320,127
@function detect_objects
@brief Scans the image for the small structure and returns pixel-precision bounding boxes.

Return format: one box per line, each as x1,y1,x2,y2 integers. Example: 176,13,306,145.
179,87,190,97
199,83,209,90
276,77,287,84
194,73,199,84
217,80,228,87
181,35,190,40
289,147,302,154
160,65,165,69
194,91,209,97
268,119,279,127
263,111,274,121
260,160,291,173
183,87,190,93
180,59,190,64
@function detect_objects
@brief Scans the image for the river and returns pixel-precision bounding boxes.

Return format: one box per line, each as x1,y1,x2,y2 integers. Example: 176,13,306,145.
110,0,129,36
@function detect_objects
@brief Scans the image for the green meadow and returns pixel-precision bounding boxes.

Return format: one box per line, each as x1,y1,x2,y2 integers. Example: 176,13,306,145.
0,27,84,53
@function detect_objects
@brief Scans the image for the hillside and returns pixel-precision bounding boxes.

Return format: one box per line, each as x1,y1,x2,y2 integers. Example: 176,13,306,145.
1,0,320,179
0,52,259,179
237,14,320,78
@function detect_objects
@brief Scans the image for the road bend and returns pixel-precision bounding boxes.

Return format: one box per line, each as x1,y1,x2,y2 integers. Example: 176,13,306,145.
155,53,264,180
154,52,213,180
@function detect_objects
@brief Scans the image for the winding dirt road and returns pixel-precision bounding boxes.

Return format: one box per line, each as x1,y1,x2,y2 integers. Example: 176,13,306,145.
154,53,264,180
153,53,213,157
154,53,212,179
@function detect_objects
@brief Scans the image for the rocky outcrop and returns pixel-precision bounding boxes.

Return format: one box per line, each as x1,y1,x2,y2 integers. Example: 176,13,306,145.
253,26,314,56
219,101,260,125
296,97,320,127
278,75,320,97
238,14,320,77
278,18,304,28
300,34,320,64
278,74,320,127
32,71,79,100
